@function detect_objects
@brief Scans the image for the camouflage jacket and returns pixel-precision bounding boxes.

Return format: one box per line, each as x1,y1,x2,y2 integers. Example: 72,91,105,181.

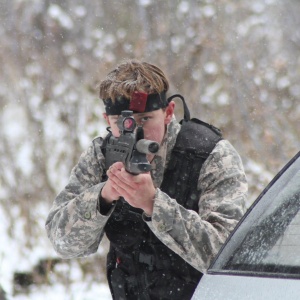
46,117,248,273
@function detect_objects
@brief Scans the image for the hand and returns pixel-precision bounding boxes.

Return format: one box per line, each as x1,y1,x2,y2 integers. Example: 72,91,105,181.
100,164,123,203
106,162,156,215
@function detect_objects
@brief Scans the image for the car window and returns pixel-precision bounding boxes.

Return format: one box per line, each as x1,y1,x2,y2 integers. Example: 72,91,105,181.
210,153,300,278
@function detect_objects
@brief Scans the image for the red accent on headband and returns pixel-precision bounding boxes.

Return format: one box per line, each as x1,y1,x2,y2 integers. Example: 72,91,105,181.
129,91,148,113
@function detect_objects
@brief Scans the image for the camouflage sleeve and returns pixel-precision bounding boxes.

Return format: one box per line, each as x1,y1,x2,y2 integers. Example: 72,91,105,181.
146,140,248,273
45,137,113,259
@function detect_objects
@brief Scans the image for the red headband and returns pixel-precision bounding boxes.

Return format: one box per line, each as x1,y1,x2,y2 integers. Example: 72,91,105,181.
103,91,168,115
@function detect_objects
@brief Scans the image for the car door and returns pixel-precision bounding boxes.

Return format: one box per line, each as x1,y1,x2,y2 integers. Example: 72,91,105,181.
192,151,300,300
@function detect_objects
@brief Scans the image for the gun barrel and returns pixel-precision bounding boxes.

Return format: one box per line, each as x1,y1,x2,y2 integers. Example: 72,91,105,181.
136,139,159,154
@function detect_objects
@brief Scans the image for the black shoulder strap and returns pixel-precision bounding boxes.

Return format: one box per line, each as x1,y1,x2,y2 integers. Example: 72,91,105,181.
160,118,222,211
99,130,112,182
176,118,222,156
99,129,112,157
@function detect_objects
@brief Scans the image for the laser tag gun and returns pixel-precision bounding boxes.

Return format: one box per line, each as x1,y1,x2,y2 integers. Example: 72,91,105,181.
105,110,159,175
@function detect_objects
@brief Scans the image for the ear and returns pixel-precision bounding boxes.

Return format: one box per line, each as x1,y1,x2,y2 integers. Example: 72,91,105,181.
103,113,110,125
164,101,175,125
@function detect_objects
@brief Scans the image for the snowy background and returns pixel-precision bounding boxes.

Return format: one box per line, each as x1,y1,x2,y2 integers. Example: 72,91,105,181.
0,0,299,299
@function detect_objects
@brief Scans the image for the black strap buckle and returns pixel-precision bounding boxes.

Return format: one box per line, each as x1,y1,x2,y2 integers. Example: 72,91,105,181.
139,253,154,271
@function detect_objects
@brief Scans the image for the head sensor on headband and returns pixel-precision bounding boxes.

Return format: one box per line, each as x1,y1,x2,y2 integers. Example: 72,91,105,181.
103,91,168,115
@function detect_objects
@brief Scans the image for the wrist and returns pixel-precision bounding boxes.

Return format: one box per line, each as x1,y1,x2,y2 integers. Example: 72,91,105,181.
143,207,153,216
97,185,118,215
98,193,116,215
100,186,115,204
142,211,152,222
143,188,158,216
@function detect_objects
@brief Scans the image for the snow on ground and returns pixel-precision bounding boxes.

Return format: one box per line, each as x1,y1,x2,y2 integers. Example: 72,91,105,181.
11,282,112,300
0,203,112,300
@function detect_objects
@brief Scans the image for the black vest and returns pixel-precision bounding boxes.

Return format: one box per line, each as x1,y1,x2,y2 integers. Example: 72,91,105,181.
103,118,222,300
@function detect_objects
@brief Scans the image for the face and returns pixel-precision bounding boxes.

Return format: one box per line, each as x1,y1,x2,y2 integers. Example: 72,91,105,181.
103,101,175,146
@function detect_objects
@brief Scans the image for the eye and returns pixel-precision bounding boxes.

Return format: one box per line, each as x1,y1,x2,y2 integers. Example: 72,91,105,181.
140,116,151,122
109,116,119,124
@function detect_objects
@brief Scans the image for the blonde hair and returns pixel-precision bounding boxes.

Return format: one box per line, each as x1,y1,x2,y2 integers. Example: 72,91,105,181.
99,59,169,102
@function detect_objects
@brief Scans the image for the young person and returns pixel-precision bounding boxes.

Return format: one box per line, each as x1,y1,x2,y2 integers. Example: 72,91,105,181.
46,59,247,299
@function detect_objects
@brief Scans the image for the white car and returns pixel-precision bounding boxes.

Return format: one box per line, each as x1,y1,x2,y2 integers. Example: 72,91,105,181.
192,151,300,300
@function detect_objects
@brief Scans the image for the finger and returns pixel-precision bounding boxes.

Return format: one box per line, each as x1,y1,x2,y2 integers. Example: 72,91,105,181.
112,161,124,170
109,181,123,198
109,165,123,176
107,166,121,179
116,168,143,184
110,173,137,196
